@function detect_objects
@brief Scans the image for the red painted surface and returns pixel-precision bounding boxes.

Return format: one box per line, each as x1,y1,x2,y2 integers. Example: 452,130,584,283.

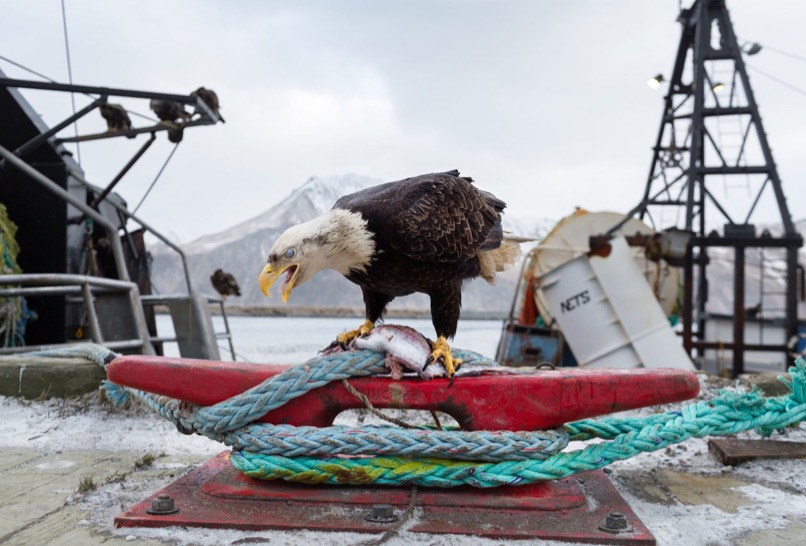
115,452,656,544
107,355,699,430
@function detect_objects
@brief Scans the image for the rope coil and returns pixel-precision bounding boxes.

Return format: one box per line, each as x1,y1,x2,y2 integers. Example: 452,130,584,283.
26,344,806,488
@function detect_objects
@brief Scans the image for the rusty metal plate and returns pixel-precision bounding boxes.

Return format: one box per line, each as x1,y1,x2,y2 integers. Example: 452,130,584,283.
708,438,806,466
116,452,655,544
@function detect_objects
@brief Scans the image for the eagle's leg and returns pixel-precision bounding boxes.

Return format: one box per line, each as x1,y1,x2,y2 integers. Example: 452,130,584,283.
335,290,391,348
336,319,375,347
425,285,463,382
425,336,462,380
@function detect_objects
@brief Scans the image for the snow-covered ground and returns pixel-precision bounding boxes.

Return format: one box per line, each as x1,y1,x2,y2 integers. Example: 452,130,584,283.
2,372,806,545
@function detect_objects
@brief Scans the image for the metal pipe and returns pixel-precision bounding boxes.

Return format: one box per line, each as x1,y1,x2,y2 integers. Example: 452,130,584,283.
690,341,790,352
0,77,202,105
56,119,211,144
733,245,746,377
90,133,156,208
215,299,237,360
0,145,131,282
81,281,104,344
0,339,145,355
683,243,694,358
0,273,138,289
0,286,84,297
124,280,155,354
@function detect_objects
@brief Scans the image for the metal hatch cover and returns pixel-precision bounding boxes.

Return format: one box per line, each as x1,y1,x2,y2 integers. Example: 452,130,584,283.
115,451,655,544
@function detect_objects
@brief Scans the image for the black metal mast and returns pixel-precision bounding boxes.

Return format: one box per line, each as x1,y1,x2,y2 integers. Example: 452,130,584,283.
632,0,802,376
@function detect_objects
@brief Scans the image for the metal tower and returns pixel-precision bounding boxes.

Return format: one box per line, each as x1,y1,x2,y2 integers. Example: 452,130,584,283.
626,0,803,375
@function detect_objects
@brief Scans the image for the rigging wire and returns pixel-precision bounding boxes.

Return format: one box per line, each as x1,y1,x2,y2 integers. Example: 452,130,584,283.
761,44,806,64
745,63,806,98
131,143,180,215
0,55,57,82
60,0,81,165
0,57,158,124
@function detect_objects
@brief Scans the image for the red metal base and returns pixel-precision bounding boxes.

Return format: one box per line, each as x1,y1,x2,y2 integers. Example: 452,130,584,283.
116,452,655,544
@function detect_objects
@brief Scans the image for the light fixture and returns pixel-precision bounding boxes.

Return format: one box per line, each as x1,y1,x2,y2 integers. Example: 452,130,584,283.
744,42,762,56
712,81,726,93
647,73,665,90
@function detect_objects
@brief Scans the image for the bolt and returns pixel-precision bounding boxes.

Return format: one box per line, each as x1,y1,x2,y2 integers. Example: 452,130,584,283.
146,493,180,515
365,504,398,524
598,511,633,534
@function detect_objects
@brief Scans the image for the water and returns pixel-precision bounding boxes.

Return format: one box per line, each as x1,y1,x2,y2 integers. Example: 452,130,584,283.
155,314,505,363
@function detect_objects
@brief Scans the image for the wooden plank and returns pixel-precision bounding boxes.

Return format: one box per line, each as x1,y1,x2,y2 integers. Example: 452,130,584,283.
708,438,806,466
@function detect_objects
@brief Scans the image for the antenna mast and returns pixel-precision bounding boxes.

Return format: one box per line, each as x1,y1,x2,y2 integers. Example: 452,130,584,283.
632,0,802,375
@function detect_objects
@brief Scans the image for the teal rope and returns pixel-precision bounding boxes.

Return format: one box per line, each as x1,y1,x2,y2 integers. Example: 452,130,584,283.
23,343,806,488
29,343,568,463
230,358,806,487
107,349,567,462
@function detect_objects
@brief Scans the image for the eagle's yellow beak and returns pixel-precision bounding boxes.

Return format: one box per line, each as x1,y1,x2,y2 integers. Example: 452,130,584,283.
259,263,298,303
259,264,278,298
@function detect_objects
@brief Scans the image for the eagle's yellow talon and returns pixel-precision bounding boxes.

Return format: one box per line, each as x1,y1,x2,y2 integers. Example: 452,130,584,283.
336,319,375,346
428,336,460,379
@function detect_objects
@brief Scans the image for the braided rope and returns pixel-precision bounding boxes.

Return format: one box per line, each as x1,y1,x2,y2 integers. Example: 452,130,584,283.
31,343,568,462
231,362,806,487
22,343,806,488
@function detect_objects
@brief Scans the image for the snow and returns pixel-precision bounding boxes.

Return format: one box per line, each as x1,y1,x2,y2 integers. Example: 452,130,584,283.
2,373,806,545
150,172,554,258
154,173,381,256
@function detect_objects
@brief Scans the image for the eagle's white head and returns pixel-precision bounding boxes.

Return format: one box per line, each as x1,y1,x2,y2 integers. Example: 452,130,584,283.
258,209,375,302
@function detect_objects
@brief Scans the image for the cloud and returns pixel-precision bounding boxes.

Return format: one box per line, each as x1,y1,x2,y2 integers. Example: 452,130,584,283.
2,0,805,241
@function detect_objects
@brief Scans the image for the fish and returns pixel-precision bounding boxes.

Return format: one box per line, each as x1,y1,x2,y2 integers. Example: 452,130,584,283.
322,324,521,380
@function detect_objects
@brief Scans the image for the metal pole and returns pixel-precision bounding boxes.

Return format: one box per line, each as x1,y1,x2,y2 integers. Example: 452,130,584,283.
685,0,709,231
0,144,131,282
81,281,104,343
733,245,745,377
0,77,200,105
683,243,694,357
90,133,156,208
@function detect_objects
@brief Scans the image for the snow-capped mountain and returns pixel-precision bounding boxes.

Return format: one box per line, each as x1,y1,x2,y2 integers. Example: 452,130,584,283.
149,174,547,312
155,173,380,257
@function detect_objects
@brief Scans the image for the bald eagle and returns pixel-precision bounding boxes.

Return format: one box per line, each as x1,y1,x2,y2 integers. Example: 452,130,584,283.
191,87,225,123
149,99,191,123
99,103,134,137
258,170,521,379
211,269,241,298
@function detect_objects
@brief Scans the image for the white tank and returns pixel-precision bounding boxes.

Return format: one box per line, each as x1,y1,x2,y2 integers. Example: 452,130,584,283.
539,236,694,369
529,210,680,326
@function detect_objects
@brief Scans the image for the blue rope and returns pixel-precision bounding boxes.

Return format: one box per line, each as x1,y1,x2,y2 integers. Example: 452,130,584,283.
20,343,806,488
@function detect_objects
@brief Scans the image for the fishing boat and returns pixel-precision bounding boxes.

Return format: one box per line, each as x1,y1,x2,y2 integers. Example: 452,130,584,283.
0,69,233,360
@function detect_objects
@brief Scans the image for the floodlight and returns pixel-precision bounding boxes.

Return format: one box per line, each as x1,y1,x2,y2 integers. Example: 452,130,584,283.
647,74,665,90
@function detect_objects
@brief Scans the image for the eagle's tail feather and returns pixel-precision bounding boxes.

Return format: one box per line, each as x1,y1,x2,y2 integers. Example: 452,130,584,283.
478,238,521,284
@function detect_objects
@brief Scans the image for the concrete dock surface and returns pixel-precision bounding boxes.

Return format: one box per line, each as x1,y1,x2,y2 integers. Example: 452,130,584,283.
1,366,805,545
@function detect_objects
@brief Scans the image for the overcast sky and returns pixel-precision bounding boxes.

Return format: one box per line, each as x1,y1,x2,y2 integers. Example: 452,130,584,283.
2,0,805,243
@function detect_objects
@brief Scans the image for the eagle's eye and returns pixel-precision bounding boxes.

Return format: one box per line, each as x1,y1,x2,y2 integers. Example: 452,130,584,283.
284,248,296,259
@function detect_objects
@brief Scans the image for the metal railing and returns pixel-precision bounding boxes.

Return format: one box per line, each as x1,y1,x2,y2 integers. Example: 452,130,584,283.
140,294,236,360
0,274,153,355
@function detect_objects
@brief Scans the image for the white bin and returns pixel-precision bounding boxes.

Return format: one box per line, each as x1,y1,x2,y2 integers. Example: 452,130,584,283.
539,237,694,369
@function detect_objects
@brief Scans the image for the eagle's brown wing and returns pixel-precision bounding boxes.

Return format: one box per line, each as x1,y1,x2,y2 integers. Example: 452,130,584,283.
335,170,505,263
